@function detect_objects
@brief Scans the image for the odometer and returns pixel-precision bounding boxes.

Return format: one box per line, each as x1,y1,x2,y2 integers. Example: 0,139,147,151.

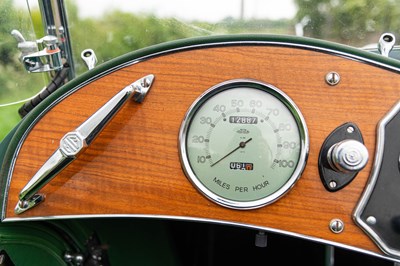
179,79,309,209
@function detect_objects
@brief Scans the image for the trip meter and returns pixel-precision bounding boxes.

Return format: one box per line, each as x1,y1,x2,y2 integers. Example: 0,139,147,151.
179,79,309,209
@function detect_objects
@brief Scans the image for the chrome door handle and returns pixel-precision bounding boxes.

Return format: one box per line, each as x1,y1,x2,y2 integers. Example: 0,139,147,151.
15,74,155,214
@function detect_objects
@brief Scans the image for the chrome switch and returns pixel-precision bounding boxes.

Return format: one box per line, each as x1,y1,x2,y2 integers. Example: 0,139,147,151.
327,139,369,173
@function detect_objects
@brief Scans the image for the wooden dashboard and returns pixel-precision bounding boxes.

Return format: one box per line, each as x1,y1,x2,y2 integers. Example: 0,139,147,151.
1,35,400,260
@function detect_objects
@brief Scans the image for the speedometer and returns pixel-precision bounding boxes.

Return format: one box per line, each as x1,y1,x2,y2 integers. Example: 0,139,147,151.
179,79,309,209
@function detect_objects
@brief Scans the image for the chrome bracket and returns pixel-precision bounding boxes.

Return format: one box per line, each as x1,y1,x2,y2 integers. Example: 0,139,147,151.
15,74,155,214
81,49,98,70
378,33,396,57
12,29,64,73
22,35,63,73
14,194,46,215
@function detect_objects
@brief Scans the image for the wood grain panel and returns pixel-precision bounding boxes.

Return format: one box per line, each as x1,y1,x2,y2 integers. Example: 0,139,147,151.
5,45,400,256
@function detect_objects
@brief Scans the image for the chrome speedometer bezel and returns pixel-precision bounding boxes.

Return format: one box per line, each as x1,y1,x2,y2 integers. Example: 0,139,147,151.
178,79,309,210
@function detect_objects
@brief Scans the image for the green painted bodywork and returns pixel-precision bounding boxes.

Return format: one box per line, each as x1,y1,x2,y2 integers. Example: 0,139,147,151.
0,224,70,265
0,219,179,265
0,220,89,266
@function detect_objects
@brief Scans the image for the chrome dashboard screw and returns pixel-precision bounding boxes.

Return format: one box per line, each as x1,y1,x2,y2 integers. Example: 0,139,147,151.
325,71,341,86
329,219,344,234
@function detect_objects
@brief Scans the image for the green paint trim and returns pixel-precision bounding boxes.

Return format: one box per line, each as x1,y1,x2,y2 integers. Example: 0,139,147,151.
0,124,21,215
1,34,400,218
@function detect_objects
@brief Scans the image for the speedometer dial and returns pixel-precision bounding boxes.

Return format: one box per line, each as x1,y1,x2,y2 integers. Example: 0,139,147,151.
179,79,309,209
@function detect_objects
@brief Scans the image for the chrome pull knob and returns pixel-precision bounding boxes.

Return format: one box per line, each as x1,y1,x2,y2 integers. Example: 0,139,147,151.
327,139,369,173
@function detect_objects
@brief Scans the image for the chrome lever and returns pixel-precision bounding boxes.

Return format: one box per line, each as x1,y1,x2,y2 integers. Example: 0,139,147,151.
15,74,155,214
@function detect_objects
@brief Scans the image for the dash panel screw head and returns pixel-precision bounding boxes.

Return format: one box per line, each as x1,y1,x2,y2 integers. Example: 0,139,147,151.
329,219,344,234
325,72,341,86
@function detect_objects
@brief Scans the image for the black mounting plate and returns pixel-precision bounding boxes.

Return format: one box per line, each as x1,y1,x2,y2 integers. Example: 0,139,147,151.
318,122,364,192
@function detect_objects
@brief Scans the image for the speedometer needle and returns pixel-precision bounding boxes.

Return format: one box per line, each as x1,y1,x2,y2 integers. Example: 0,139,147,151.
210,138,252,167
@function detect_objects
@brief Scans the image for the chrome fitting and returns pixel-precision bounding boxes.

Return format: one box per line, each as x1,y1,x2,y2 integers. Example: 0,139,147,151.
21,35,63,73
81,49,97,70
329,219,344,234
378,33,396,57
325,72,340,86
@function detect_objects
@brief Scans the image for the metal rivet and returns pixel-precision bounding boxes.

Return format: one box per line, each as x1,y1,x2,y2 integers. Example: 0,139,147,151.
325,72,341,86
329,181,337,188
366,216,377,225
329,219,344,234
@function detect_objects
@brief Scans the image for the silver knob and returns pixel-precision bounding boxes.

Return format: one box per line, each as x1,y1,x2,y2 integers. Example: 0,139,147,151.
327,139,369,173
